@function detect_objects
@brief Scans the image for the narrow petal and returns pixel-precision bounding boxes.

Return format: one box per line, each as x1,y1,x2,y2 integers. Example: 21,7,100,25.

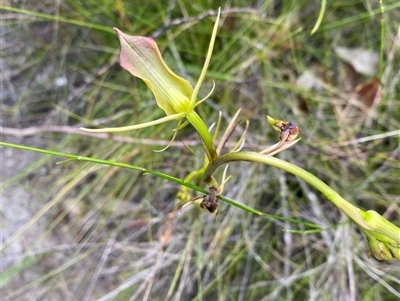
191,8,221,107
154,119,183,153
80,113,185,133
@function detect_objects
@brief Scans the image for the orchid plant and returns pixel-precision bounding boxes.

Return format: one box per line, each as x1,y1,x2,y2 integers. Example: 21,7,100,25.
81,9,399,261
80,13,221,162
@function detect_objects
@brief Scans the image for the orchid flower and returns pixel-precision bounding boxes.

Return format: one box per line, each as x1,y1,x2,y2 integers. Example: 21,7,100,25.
81,9,221,161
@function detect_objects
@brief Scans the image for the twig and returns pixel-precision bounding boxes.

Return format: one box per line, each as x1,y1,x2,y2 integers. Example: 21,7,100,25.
151,8,259,39
332,129,400,146
0,125,196,147
0,125,259,149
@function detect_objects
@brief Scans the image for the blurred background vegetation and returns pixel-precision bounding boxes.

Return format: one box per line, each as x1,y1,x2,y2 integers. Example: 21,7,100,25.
1,0,400,300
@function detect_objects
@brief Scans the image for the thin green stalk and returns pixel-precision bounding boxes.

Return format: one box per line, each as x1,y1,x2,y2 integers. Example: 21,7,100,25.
0,141,198,193
203,152,400,260
203,151,400,257
0,142,318,229
204,152,369,229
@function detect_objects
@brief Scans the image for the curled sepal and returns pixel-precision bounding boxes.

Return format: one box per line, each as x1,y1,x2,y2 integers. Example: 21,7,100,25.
154,119,184,153
114,27,193,115
194,80,216,108
262,116,301,155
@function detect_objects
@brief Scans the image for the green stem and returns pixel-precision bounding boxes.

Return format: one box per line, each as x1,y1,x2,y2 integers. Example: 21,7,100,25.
203,151,371,229
185,110,217,162
0,141,194,191
0,141,316,229
204,153,400,250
